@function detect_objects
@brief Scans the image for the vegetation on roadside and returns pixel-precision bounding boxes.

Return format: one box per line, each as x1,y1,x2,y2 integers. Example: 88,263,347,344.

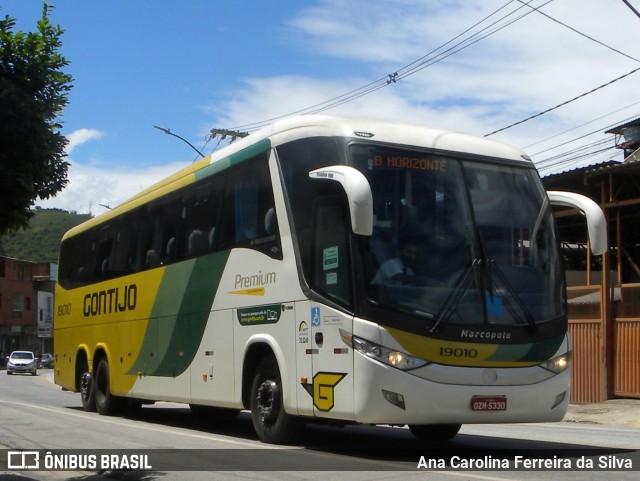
0,208,91,263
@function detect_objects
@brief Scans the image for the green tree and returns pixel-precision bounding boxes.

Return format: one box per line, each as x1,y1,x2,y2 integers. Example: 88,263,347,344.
0,3,73,235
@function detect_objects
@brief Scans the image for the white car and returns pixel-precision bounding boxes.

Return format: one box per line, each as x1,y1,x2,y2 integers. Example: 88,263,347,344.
7,351,37,376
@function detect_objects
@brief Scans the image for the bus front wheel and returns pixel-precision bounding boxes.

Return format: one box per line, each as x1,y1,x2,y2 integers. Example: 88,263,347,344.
250,357,302,444
409,423,461,444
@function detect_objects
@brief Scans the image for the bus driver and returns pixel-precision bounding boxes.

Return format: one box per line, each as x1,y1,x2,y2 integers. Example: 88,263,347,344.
371,238,419,286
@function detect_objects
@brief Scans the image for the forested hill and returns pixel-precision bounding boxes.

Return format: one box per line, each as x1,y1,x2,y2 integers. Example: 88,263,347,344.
0,208,92,263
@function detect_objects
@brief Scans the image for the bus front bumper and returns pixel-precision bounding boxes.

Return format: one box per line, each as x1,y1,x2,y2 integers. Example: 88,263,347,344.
353,352,570,426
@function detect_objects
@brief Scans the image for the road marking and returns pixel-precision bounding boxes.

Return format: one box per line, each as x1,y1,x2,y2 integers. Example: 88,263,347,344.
0,398,272,449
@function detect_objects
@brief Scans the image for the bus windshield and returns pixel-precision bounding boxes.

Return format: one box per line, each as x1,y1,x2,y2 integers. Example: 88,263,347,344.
351,144,565,329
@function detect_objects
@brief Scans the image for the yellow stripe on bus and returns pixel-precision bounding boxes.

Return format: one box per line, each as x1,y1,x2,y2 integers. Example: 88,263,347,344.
386,327,540,368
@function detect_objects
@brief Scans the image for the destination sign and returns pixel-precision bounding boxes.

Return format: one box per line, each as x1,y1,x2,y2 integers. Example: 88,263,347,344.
373,154,447,172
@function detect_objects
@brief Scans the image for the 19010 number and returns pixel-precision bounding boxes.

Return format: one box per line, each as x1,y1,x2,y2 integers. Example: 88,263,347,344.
57,303,71,316
439,347,478,358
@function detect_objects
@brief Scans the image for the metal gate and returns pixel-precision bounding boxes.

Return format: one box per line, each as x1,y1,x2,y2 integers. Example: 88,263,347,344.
568,284,640,403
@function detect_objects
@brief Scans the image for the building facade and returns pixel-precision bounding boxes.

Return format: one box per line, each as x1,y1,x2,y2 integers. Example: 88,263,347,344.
0,256,54,361
543,118,640,402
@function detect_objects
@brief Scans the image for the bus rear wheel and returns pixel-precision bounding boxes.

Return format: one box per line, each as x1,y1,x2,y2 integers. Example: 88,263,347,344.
80,371,96,412
409,423,461,444
94,359,124,416
250,357,302,444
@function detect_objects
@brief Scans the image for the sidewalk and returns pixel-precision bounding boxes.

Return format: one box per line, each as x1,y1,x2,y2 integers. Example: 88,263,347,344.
565,399,640,428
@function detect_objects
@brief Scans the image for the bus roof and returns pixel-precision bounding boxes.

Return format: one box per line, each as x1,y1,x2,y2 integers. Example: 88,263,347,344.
62,115,529,239
257,115,528,162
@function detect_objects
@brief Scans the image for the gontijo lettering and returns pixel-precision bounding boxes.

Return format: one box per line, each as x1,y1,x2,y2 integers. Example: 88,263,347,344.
83,284,137,317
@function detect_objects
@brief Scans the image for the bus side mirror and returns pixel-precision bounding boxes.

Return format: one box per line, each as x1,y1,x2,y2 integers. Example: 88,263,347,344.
547,191,608,256
309,165,373,236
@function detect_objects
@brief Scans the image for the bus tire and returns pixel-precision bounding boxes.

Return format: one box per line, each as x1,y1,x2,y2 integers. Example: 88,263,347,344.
94,359,124,416
409,423,461,444
80,371,96,412
250,357,302,444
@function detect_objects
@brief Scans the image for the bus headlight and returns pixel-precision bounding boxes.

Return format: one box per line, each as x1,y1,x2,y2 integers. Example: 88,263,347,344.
539,352,571,374
341,330,428,371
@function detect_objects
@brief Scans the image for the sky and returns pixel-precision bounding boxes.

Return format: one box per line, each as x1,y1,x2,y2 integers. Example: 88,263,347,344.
2,0,640,216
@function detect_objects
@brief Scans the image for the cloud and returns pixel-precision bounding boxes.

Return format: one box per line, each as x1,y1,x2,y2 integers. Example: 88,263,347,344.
37,128,185,216
213,0,640,176
38,1,640,217
65,128,105,154
36,160,186,216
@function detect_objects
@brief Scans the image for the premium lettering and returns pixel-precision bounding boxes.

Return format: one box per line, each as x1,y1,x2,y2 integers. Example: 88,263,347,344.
234,271,276,289
83,284,137,317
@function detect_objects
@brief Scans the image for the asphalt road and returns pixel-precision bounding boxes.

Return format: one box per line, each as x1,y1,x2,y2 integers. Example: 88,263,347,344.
0,369,638,480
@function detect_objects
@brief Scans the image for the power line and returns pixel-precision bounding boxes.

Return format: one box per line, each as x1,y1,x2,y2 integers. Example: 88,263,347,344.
528,110,640,160
622,0,640,20
484,67,640,137
223,0,547,133
516,0,640,63
215,0,639,152
524,100,640,150
393,0,550,83
532,112,640,175
531,111,640,162
305,0,549,116
536,144,619,175
535,137,613,166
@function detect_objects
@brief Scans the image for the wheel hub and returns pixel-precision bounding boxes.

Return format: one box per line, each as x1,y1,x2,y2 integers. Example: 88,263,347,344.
80,372,92,396
256,379,280,424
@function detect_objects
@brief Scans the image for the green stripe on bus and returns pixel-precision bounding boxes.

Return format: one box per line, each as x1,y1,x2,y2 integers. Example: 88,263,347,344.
195,138,271,181
128,250,230,377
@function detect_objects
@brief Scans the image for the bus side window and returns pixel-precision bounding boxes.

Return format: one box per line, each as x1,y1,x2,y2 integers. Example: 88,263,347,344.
109,209,142,276
207,176,225,252
181,181,217,259
140,207,161,269
159,197,181,265
218,154,282,259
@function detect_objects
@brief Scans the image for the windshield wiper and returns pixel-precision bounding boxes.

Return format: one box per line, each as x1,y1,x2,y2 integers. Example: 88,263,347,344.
468,216,538,331
486,259,538,331
428,261,476,334
428,256,538,334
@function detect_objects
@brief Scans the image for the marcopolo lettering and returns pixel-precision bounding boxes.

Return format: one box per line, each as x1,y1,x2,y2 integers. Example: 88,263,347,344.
460,329,511,340
83,284,137,317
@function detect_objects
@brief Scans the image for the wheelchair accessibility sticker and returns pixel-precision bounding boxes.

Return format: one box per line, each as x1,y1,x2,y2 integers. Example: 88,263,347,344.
311,307,321,326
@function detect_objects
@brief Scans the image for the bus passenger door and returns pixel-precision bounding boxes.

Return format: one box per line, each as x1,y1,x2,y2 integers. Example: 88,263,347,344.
306,197,355,421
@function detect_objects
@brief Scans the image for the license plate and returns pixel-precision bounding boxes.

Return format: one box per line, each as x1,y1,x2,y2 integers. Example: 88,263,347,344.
470,396,507,411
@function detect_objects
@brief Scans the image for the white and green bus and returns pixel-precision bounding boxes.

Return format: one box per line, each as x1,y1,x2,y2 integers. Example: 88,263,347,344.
54,115,606,444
